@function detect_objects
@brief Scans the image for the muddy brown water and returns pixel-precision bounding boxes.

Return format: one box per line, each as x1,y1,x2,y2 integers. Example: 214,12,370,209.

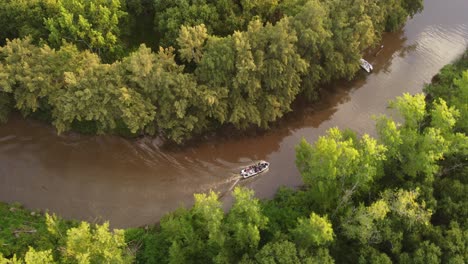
1,0,467,228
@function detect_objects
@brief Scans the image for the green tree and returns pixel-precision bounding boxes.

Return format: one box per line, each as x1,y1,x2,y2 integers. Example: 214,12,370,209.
45,0,126,59
290,0,330,99
379,0,423,32
153,0,283,49
358,247,392,264
449,71,468,131
399,241,441,264
157,208,195,264
318,0,378,82
47,217,132,264
52,63,155,134
291,212,334,249
238,18,306,128
224,187,268,260
241,240,330,264
433,174,468,226
1,214,132,264
439,222,468,263
0,0,59,45
0,248,55,264
381,0,410,31
23,248,55,264
260,187,314,243
341,200,390,244
193,35,235,125
122,44,224,143
375,93,464,187
0,38,107,124
177,24,208,64
0,37,77,115
295,128,386,213
0,38,155,136
382,188,432,227
425,67,468,132
191,192,225,260
158,192,225,264
341,188,431,247
402,0,424,18
238,0,279,24
153,0,222,48
196,18,307,130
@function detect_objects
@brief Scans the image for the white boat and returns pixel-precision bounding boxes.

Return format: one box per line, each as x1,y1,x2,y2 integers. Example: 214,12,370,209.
240,160,269,179
359,58,373,73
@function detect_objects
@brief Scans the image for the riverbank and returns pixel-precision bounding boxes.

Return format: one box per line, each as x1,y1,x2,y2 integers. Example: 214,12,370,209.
0,202,74,258
2,50,467,262
0,202,136,262
0,0,425,144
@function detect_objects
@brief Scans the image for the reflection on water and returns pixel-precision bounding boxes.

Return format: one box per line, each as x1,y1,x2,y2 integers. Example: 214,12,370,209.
1,0,467,227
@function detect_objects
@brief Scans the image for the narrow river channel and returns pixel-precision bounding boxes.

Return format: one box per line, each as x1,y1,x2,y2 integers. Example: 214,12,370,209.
1,0,467,228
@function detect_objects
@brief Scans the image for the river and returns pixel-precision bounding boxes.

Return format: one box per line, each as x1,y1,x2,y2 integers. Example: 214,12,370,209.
1,0,467,228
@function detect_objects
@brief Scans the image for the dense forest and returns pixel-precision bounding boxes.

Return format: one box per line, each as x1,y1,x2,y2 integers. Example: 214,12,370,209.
1,52,467,263
3,0,466,263
0,0,424,143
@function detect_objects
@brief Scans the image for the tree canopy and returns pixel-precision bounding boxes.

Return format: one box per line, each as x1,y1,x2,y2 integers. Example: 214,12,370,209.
0,0,425,142
44,0,127,60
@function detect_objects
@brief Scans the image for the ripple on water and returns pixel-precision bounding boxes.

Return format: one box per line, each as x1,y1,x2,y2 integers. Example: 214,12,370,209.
415,24,468,70
0,134,16,143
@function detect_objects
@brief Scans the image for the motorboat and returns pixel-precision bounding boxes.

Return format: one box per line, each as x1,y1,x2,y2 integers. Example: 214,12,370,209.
359,58,373,73
240,160,269,179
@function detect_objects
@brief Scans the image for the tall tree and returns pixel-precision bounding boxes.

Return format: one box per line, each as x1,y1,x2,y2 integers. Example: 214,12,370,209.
0,247,56,264
51,62,155,134
399,241,441,264
62,221,130,263
379,0,423,31
291,212,334,249
122,44,224,142
45,0,126,60
159,192,225,264
0,38,155,135
376,93,464,183
177,24,208,64
240,240,333,264
425,67,468,133
319,0,378,82
2,215,132,264
196,18,307,130
0,38,91,116
0,0,59,45
341,188,432,244
153,0,222,48
290,0,330,99
238,0,279,24
296,128,386,213
241,18,307,127
224,187,268,260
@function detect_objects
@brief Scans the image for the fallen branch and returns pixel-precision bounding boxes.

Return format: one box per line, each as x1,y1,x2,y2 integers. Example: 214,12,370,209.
12,229,37,237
